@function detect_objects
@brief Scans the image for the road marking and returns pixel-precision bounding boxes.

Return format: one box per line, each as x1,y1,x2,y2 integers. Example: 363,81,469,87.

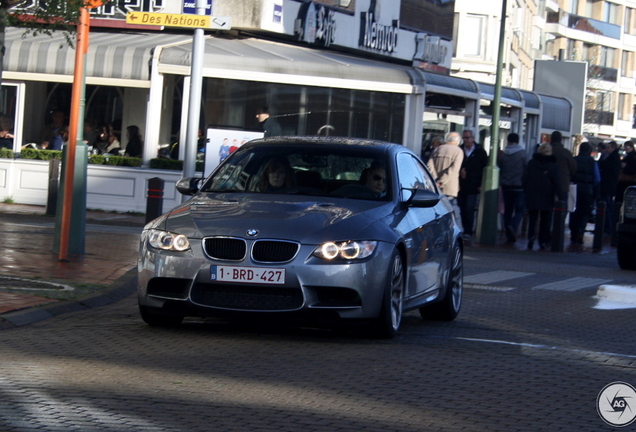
447,336,636,359
464,283,516,292
532,277,613,292
464,271,534,284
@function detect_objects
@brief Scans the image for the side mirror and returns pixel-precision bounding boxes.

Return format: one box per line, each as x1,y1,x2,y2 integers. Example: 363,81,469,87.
176,177,203,196
406,189,441,208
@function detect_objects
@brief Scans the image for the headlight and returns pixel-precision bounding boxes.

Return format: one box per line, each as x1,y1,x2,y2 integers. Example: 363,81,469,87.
147,229,191,251
312,241,377,260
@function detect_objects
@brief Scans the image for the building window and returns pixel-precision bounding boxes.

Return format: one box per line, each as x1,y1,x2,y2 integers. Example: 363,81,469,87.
621,51,633,77
625,8,636,35
597,91,612,111
585,0,595,18
599,46,616,67
567,39,576,59
618,93,627,120
582,43,592,61
603,1,618,24
570,0,579,14
453,13,459,57
463,14,486,57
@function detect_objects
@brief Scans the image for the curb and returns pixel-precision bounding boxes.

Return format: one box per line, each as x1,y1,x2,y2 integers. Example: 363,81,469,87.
0,268,137,330
596,284,636,305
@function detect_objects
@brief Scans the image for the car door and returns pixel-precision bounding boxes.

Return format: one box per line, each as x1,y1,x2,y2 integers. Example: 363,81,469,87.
395,152,446,298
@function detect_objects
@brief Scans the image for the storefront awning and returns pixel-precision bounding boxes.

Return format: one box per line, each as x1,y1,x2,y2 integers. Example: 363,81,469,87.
538,94,572,132
156,36,422,94
476,82,523,107
3,27,189,87
417,71,479,99
520,90,541,113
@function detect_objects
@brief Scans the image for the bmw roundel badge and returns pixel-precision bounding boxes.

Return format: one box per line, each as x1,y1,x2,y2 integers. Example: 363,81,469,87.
246,229,259,237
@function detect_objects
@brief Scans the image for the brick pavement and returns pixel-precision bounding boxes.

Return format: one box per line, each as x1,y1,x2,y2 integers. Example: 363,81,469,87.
0,203,144,323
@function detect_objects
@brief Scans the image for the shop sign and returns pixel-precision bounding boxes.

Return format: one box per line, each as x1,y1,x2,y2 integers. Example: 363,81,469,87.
183,0,212,15
358,3,399,53
413,33,451,74
294,2,337,47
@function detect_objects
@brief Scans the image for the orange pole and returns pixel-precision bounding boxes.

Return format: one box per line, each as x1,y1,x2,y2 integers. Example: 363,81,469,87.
58,7,90,262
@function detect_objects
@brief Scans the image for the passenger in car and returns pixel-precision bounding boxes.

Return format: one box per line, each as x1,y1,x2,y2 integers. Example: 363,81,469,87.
332,161,387,199
257,156,296,192
361,162,387,197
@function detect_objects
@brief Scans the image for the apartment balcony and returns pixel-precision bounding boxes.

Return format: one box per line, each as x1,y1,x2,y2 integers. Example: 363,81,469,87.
546,10,621,39
584,109,615,126
588,65,618,83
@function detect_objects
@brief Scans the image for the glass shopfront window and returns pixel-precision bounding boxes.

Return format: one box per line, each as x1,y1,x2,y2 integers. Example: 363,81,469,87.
0,85,18,151
198,78,405,144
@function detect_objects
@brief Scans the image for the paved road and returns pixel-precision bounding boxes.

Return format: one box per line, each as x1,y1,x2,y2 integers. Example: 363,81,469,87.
0,245,634,431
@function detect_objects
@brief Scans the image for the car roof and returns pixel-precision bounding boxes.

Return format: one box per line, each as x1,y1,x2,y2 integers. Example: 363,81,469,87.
243,136,405,152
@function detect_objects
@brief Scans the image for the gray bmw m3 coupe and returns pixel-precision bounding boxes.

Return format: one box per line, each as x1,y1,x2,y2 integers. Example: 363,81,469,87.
138,137,463,338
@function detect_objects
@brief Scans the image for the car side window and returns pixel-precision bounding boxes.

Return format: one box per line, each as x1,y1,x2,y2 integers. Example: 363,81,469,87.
397,153,436,200
413,157,437,193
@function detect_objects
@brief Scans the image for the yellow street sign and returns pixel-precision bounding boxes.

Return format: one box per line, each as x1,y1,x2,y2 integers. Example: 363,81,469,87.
126,12,210,29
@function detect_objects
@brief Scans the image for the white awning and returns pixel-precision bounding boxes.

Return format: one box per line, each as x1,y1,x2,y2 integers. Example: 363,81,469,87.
157,36,422,94
3,27,189,87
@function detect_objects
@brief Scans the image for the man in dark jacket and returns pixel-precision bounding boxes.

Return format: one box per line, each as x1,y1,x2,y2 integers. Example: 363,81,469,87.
598,140,622,234
256,106,282,137
569,142,600,250
498,133,527,243
550,131,577,202
523,143,561,250
458,129,488,240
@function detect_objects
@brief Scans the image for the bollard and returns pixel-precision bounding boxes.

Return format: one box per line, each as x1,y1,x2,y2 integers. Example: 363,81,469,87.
46,159,60,216
146,177,164,223
611,201,622,247
593,200,606,250
551,200,567,252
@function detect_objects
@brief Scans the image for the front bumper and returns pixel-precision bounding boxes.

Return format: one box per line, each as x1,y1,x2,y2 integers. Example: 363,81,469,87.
138,239,395,321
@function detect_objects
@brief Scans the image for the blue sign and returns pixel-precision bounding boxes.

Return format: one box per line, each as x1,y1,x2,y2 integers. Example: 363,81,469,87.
183,0,212,15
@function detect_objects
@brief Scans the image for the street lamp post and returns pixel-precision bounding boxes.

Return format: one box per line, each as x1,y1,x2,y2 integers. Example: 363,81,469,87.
476,0,507,245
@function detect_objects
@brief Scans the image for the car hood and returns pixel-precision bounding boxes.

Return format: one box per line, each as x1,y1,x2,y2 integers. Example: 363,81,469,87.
158,193,394,243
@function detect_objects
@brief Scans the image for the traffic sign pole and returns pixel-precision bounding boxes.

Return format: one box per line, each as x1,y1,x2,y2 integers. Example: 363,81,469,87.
183,0,207,182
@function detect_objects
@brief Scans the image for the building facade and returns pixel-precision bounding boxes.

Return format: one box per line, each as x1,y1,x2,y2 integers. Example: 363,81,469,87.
0,0,573,211
451,0,636,145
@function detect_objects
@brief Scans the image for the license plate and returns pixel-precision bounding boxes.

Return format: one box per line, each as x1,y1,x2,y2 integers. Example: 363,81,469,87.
211,265,285,285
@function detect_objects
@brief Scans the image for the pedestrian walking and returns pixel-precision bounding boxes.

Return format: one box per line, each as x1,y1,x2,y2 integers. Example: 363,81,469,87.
569,142,600,251
523,143,561,250
598,140,622,234
549,131,577,202
498,133,527,243
458,129,488,241
427,131,464,232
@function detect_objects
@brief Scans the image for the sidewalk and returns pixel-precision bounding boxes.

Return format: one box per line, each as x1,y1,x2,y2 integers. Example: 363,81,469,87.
0,203,145,328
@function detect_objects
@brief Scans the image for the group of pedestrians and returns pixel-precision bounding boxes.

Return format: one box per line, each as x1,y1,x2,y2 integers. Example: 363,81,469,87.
425,129,636,251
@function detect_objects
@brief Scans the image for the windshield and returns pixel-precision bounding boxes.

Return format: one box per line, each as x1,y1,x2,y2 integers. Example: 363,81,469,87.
200,145,391,201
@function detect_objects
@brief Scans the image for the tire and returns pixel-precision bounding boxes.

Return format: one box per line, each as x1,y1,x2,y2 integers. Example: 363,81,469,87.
617,237,636,270
373,250,405,339
139,304,184,327
419,242,463,321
